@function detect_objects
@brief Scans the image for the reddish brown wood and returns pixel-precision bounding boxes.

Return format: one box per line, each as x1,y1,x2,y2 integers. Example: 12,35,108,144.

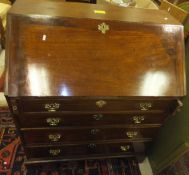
17,98,177,112
4,0,186,164
25,142,135,159
21,127,158,145
17,111,166,128
5,0,186,97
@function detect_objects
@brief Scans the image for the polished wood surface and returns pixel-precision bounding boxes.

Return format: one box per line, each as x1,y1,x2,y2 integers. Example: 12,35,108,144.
25,142,134,159
5,0,186,164
21,127,158,145
5,0,186,97
17,98,177,112
17,111,166,128
24,141,148,162
8,0,181,24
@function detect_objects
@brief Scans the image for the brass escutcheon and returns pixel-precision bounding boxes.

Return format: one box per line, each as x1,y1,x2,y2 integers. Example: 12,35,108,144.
44,103,60,112
48,133,61,142
93,114,103,121
98,22,109,34
46,118,61,126
139,102,152,111
126,131,138,138
96,100,107,108
132,116,144,124
49,149,61,156
120,145,130,152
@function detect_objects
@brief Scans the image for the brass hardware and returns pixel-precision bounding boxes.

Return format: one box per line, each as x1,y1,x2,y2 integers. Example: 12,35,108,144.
49,149,61,156
139,102,152,111
98,22,109,34
46,118,61,126
11,99,18,114
96,100,107,108
120,145,130,152
132,116,144,124
88,143,96,149
90,128,100,135
12,105,17,111
48,134,61,142
126,131,138,138
44,103,60,112
93,114,103,120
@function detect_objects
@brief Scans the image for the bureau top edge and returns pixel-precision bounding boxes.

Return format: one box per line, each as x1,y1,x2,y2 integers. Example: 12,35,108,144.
4,95,184,100
8,0,181,25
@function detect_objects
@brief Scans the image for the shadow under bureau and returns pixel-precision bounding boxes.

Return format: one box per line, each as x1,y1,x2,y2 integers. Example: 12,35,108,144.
4,0,186,165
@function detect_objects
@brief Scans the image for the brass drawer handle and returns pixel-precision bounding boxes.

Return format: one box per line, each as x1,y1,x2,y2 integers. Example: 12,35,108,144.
93,114,103,121
96,100,107,108
88,143,96,149
44,103,60,112
48,134,62,142
49,149,61,156
126,131,138,138
140,102,152,111
132,116,144,124
120,145,130,152
98,22,109,34
46,118,61,126
90,128,100,135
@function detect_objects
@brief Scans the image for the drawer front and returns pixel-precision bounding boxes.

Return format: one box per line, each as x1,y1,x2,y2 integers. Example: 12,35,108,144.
22,127,158,145
18,112,165,128
15,99,176,113
25,142,134,159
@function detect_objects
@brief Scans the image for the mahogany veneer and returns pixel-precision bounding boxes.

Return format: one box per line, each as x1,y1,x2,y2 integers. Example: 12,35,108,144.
5,0,186,165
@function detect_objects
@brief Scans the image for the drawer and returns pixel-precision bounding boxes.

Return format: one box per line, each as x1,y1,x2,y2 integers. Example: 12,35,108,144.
13,98,177,113
25,142,135,159
18,112,166,128
22,127,158,145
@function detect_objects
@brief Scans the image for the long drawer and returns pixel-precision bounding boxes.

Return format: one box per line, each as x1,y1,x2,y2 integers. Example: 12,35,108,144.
11,98,177,113
21,127,158,145
18,111,165,128
25,142,137,159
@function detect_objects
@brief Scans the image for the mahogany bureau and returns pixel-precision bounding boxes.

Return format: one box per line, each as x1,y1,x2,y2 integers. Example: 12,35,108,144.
4,0,186,165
